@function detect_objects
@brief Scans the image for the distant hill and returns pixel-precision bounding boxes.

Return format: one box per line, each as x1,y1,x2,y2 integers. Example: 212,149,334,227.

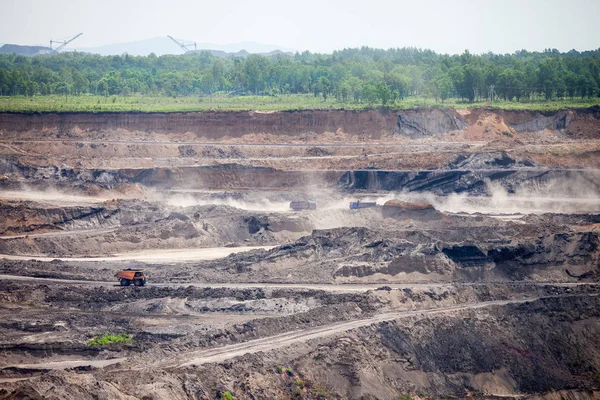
72,36,295,56
189,49,294,58
0,44,54,56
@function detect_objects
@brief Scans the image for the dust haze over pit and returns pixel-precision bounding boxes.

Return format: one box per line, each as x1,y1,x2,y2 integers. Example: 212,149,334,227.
1,0,599,54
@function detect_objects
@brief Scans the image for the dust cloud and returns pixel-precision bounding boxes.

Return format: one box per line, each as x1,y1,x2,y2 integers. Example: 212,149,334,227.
4,177,597,216
159,191,293,212
0,189,106,205
388,179,600,215
157,178,599,217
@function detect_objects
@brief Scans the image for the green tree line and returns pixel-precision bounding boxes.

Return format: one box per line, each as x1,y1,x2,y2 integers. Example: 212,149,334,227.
0,47,599,104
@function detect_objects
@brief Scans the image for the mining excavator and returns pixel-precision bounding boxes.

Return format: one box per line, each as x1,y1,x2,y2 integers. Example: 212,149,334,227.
115,269,147,286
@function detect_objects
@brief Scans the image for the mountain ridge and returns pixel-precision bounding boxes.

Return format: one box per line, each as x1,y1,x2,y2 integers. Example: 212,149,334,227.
73,36,295,56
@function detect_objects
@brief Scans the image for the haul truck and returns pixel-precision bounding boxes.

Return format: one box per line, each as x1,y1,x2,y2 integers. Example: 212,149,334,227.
115,269,147,286
290,201,317,211
349,201,377,210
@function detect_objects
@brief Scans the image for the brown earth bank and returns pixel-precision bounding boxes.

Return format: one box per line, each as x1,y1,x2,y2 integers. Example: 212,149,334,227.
0,106,599,140
0,107,598,198
0,107,598,195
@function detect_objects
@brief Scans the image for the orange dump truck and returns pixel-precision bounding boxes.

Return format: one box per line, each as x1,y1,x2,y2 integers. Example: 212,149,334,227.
115,269,147,287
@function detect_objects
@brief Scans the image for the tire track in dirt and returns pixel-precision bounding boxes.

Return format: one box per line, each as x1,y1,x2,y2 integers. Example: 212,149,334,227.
5,358,127,371
157,293,598,368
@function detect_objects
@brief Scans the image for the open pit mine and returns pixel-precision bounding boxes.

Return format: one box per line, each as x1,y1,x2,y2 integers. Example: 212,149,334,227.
0,107,599,399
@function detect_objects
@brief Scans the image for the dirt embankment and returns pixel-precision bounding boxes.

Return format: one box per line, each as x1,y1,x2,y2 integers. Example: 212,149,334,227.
0,202,119,236
0,110,397,140
1,106,598,140
0,107,598,193
0,200,306,256
177,214,600,284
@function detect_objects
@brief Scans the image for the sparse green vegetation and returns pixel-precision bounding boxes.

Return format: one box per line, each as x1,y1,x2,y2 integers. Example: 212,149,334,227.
87,333,133,347
276,365,284,373
295,379,305,388
0,94,597,113
502,130,514,137
286,367,294,377
220,392,234,400
310,385,329,397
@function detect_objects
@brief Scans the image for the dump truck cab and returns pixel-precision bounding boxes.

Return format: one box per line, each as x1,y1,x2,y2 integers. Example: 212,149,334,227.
349,201,377,209
115,269,147,287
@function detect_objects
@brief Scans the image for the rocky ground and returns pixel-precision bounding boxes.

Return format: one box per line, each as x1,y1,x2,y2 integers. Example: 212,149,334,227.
0,107,599,399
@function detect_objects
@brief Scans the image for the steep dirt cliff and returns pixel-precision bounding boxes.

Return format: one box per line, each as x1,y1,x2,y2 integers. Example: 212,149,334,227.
0,110,397,139
1,106,598,140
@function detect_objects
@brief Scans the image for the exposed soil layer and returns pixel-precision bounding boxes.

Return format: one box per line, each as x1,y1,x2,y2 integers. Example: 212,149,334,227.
1,108,599,197
1,106,599,139
1,106,599,399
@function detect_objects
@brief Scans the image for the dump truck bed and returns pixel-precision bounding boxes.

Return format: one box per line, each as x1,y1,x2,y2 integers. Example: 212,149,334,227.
115,271,137,280
115,269,146,280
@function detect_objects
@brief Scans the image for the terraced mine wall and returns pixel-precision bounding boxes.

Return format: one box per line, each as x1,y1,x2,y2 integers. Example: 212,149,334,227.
1,106,598,138
340,168,600,194
2,162,340,189
5,158,599,194
1,107,599,194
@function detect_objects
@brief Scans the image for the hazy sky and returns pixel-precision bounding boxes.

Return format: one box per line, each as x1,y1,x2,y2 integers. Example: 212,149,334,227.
1,0,599,54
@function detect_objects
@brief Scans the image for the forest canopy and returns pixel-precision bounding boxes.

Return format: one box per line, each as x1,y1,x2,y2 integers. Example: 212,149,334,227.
1,47,599,105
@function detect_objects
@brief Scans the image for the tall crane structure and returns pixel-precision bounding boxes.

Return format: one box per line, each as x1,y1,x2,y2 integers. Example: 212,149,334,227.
50,33,83,53
167,35,197,53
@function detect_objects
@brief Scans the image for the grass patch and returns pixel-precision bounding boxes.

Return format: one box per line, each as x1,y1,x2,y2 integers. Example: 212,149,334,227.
221,392,234,400
87,333,133,347
310,385,329,396
0,94,597,113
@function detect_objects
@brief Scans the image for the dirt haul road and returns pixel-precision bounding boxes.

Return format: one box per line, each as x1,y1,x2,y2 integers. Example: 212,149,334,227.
0,246,275,263
171,293,598,367
0,274,592,292
4,292,584,373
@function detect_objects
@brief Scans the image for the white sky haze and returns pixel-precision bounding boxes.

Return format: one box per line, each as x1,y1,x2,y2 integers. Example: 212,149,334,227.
1,0,599,54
